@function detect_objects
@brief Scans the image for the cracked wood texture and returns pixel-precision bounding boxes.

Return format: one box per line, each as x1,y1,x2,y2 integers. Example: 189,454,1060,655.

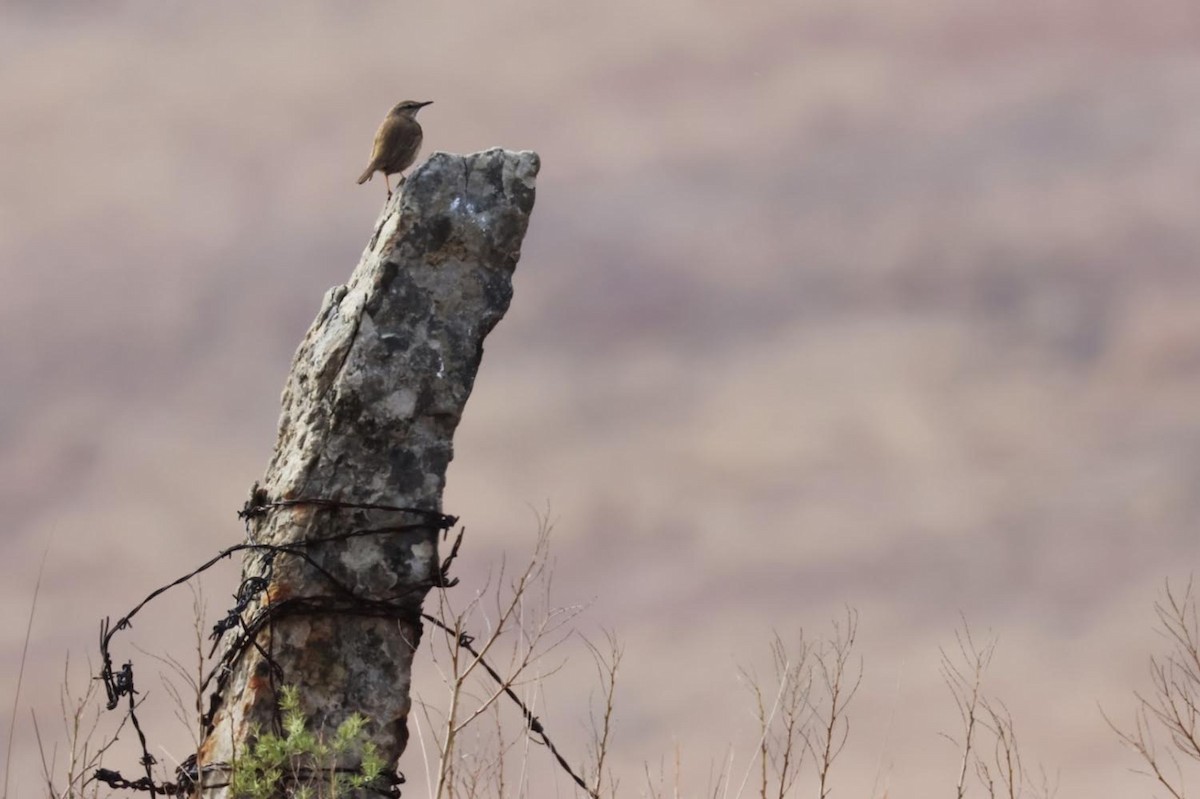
197,148,540,798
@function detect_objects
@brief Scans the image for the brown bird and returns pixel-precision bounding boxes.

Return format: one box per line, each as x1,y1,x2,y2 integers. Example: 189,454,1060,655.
357,100,433,197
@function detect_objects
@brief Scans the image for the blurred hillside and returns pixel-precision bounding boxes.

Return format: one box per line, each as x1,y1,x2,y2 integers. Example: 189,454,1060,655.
3,2,1200,796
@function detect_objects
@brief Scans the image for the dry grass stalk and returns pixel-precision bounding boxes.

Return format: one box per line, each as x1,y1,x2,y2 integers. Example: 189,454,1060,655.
1107,578,1200,799
941,622,1056,799
415,526,584,799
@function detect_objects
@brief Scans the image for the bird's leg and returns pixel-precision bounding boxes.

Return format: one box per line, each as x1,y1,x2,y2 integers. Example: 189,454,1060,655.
385,174,393,198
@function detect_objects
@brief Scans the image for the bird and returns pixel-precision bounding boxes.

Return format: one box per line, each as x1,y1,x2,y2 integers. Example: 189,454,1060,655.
357,100,433,197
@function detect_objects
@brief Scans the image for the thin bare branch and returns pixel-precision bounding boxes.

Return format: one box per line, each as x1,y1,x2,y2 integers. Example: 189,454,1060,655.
940,622,995,799
806,608,862,799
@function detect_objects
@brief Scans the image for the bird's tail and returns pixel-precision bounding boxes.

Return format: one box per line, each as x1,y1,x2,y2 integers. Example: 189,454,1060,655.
356,166,374,185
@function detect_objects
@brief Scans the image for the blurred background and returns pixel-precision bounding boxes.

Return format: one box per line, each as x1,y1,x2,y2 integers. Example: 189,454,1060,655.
3,1,1200,796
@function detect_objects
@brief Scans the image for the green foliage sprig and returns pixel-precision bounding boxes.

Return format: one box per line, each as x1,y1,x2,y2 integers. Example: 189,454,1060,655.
230,685,385,799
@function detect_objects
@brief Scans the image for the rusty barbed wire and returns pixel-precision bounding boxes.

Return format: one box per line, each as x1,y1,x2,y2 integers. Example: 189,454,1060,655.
93,494,592,799
96,494,454,797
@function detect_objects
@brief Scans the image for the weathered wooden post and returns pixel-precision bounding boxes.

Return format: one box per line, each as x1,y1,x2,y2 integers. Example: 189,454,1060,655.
196,149,539,797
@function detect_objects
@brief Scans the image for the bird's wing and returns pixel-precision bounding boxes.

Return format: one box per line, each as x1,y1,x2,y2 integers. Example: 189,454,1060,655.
368,116,398,164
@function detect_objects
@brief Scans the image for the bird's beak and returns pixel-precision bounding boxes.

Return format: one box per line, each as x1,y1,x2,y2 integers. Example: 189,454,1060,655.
417,101,433,108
